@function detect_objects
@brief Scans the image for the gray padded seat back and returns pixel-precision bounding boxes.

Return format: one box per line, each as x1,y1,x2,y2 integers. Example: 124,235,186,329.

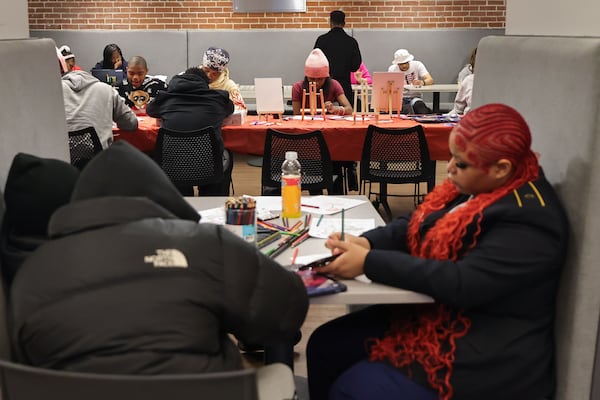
472,35,600,400
0,38,70,191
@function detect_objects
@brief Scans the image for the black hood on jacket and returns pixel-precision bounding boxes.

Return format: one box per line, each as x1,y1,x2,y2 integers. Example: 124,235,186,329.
3,153,80,235
70,141,200,222
167,72,210,95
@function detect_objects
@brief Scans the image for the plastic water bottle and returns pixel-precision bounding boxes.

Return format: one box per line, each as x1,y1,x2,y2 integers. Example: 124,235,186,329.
281,151,302,219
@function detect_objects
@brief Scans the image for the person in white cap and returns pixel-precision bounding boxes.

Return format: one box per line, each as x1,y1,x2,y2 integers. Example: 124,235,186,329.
200,46,246,111
388,49,434,114
58,45,82,72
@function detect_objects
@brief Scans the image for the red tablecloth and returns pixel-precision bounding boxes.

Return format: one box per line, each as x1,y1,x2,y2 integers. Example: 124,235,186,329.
114,115,454,161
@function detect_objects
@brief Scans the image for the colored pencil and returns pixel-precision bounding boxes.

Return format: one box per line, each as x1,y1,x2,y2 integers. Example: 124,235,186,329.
257,231,282,249
316,214,324,227
290,231,310,248
341,208,345,241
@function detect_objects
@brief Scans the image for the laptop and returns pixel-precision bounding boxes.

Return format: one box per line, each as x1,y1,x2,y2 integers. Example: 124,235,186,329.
91,69,125,86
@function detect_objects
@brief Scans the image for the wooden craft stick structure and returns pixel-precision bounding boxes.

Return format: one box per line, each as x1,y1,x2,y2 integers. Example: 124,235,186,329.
375,80,402,124
301,82,326,121
352,78,370,124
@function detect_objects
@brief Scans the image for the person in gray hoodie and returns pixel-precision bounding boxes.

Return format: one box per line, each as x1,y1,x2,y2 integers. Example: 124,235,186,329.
59,51,137,149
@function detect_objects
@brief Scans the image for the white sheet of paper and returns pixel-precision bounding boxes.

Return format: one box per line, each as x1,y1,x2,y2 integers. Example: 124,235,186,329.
198,207,224,224
309,218,375,239
300,196,367,215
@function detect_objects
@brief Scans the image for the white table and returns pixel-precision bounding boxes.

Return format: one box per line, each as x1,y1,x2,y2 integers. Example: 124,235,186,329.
406,83,459,113
186,195,433,368
353,83,459,113
186,195,433,305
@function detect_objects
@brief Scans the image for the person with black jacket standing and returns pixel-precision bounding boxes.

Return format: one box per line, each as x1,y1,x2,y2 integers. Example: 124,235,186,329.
314,10,363,192
314,10,362,106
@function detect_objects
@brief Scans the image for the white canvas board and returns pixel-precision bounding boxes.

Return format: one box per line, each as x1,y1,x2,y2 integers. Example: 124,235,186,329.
255,77,285,114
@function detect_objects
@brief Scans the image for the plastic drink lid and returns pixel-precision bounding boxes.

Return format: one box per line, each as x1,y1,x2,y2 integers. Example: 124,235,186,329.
285,151,298,160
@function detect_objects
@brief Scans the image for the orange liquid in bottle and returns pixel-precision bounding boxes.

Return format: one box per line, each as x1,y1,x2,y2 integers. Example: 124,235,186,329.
281,175,301,218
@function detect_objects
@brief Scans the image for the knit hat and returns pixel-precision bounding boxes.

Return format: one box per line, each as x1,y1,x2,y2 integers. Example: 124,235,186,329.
202,47,230,72
393,49,414,64
304,49,329,78
59,45,75,61
55,47,68,75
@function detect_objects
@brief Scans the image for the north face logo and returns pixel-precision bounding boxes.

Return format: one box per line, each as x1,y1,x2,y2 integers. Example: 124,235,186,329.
144,249,189,268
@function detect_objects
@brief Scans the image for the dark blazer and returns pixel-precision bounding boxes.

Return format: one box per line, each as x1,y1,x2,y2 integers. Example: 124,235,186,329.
362,172,569,400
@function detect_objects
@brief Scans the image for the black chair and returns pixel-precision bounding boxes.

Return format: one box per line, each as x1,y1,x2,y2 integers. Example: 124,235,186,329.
68,127,102,170
360,124,436,221
0,359,296,400
155,126,233,196
261,128,334,195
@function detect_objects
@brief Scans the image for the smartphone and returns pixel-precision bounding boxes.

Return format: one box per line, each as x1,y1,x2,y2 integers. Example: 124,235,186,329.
298,253,341,271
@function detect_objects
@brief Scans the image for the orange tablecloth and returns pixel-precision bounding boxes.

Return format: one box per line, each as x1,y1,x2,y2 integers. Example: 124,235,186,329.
114,115,454,161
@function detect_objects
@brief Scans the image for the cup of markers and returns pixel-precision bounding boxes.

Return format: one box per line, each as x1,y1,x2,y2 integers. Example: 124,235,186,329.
224,196,257,244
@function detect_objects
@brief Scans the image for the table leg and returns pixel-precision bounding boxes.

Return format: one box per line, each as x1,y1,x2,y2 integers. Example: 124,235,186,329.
247,156,263,167
264,342,295,371
380,183,392,221
433,92,440,113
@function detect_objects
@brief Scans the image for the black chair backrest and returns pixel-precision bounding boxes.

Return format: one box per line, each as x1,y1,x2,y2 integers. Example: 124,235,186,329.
155,126,224,188
261,128,334,194
0,359,259,400
360,124,436,185
68,127,102,170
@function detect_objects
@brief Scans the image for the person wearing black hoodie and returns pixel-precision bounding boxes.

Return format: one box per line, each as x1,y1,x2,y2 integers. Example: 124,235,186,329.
147,67,234,196
0,154,80,286
10,141,308,374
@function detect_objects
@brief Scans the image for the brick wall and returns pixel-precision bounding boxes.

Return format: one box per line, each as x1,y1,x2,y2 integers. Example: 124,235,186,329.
28,0,505,30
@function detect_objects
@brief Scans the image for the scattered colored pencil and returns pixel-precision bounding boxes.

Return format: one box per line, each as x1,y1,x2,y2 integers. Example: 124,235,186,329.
316,214,324,227
341,208,345,241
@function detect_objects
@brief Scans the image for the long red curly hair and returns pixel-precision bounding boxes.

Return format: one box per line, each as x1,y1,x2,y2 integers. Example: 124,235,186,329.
368,104,540,399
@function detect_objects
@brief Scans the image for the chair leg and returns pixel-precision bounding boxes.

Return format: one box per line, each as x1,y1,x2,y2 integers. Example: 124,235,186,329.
380,183,392,221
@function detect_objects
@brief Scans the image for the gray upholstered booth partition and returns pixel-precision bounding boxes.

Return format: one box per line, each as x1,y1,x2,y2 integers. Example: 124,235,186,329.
0,38,70,191
31,29,502,98
31,28,502,111
29,30,188,83
472,35,600,400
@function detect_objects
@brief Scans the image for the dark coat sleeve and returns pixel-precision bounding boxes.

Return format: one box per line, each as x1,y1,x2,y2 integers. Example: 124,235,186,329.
145,94,163,118
215,226,309,344
361,184,568,311
348,38,362,73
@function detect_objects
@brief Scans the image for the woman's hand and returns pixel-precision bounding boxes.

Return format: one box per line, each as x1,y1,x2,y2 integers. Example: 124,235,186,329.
317,233,370,278
326,232,370,251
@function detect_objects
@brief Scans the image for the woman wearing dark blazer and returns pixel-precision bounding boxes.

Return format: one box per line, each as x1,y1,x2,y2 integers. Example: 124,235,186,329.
307,103,569,400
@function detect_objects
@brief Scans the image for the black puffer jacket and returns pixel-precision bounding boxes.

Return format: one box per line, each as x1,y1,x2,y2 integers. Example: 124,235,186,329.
11,141,308,374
